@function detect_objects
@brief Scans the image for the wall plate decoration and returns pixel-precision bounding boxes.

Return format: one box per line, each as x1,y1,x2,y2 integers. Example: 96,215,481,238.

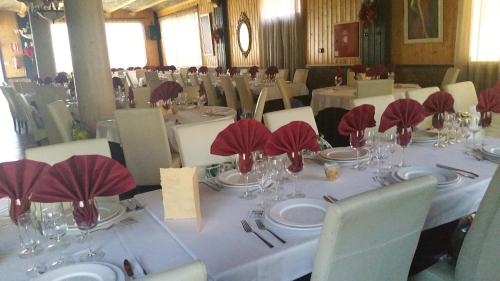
334,22,360,58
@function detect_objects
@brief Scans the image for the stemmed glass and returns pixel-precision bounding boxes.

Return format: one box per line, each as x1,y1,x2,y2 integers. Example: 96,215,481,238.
74,199,104,261
236,153,257,200
40,203,69,268
350,130,366,169
16,211,46,276
373,133,389,178
433,113,447,148
396,127,412,167
268,157,286,201
444,113,456,145
286,151,306,198
468,113,481,149
253,158,271,209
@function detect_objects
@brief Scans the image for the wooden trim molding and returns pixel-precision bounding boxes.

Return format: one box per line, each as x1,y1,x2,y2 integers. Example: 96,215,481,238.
157,0,199,17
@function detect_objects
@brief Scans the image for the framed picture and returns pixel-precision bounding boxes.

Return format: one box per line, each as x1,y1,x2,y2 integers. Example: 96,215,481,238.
334,22,360,58
404,0,443,44
199,13,214,56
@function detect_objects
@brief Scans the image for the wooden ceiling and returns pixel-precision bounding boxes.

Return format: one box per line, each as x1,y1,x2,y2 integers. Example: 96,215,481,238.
101,0,186,13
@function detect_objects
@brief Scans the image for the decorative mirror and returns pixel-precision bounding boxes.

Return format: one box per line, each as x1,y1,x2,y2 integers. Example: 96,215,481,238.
237,12,251,58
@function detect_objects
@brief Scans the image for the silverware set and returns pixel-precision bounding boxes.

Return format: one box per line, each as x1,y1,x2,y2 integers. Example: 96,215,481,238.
241,219,286,248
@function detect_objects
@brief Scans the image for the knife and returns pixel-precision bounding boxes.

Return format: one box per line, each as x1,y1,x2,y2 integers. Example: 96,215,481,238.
124,259,134,278
323,195,334,203
436,164,479,178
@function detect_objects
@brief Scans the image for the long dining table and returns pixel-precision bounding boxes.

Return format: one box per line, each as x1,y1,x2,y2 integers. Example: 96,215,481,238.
1,138,498,281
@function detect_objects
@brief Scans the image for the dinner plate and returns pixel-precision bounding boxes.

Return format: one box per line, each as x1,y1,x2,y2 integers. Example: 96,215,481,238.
318,147,369,161
66,201,126,230
268,198,329,228
395,166,460,186
34,262,125,281
216,169,260,186
480,145,500,158
412,130,438,143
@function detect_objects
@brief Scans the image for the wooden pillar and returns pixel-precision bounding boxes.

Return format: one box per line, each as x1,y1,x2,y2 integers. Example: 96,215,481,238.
64,0,115,133
29,12,56,78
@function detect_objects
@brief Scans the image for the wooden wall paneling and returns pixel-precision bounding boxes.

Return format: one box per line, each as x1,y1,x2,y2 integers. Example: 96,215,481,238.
226,0,260,67
0,12,26,78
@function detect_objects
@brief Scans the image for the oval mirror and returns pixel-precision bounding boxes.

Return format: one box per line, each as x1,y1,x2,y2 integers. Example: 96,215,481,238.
237,12,251,57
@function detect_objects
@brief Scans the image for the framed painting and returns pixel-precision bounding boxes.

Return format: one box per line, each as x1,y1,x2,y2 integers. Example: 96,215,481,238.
199,13,214,55
334,22,360,58
404,0,443,44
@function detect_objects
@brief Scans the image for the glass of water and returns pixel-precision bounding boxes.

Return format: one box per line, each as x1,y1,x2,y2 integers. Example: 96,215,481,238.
41,203,69,268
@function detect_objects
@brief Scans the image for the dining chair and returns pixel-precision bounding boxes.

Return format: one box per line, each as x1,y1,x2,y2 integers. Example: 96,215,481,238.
356,79,394,98
263,106,318,133
126,70,139,87
279,68,289,80
311,176,437,281
135,69,146,81
132,87,151,108
220,75,239,111
234,75,256,114
410,166,500,281
115,108,181,186
293,69,309,84
200,75,223,106
257,68,266,81
442,81,478,113
346,70,356,87
441,67,461,88
190,73,200,88
175,118,234,172
33,85,67,144
139,261,207,281
174,72,187,87
17,93,47,144
254,88,268,122
353,94,395,131
47,100,74,143
144,71,159,86
277,78,293,109
406,86,441,130
0,86,25,132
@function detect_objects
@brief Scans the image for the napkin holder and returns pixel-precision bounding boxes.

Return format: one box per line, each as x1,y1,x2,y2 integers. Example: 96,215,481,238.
160,167,202,231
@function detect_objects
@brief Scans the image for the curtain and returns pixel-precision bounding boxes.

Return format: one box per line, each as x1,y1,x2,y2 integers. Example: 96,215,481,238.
455,0,500,91
259,0,304,81
160,9,202,67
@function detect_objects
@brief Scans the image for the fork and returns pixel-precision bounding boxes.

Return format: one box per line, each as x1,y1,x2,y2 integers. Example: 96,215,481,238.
255,219,286,244
241,220,274,248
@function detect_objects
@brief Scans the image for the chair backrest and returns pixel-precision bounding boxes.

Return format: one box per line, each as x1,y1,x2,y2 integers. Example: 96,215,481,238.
220,75,239,110
132,87,151,108
442,81,478,113
441,67,460,88
175,118,234,169
25,138,111,165
257,68,266,81
135,69,146,81
33,85,67,144
200,75,221,106
190,73,200,88
0,86,24,121
144,71,159,85
311,176,437,281
126,70,139,87
455,166,500,281
278,68,289,80
277,78,292,109
263,106,318,133
293,69,309,84
356,79,394,98
17,93,47,142
233,76,255,113
47,100,74,143
254,88,268,122
115,108,174,186
346,70,356,87
140,261,207,281
174,73,187,87
353,94,395,131
406,87,440,130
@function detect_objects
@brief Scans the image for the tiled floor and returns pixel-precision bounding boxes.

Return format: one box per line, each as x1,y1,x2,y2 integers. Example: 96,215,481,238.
0,93,36,163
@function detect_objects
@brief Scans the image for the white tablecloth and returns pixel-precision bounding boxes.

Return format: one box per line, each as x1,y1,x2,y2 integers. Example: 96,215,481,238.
95,106,237,151
134,139,499,281
310,83,421,115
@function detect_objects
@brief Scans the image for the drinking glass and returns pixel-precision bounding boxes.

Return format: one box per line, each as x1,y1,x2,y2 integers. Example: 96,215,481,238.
41,203,69,268
373,133,389,177
364,129,376,165
350,130,366,169
17,211,46,276
444,113,456,145
334,75,343,88
240,111,254,119
396,127,412,167
286,151,306,198
74,199,104,261
433,113,447,148
268,157,285,201
468,113,481,149
253,158,271,209
236,153,257,200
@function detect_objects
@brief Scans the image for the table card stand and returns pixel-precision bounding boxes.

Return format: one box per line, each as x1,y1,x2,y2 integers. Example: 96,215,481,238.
160,167,202,231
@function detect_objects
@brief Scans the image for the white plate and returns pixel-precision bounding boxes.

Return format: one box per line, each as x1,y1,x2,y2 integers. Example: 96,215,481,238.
481,145,500,158
216,169,260,186
34,262,124,281
66,201,126,230
318,147,369,161
395,166,460,186
268,198,329,228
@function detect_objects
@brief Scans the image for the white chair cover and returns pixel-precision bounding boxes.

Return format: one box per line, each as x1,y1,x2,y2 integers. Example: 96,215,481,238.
441,67,461,88
311,176,437,281
139,261,207,281
277,78,292,109
132,87,151,109
278,69,289,80
126,70,139,87
356,79,394,98
233,75,255,113
263,106,318,133
0,86,25,124
346,70,356,87
47,100,74,143
406,86,441,130
33,85,67,144
293,69,309,84
442,81,478,113
220,75,239,111
17,93,47,142
353,94,395,131
254,88,268,122
200,75,222,106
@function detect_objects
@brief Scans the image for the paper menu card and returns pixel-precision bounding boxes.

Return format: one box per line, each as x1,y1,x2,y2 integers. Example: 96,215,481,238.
160,167,202,231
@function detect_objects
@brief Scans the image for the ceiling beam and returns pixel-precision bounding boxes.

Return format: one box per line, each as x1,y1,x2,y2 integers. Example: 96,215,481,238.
156,0,198,17
135,0,197,13
105,0,138,13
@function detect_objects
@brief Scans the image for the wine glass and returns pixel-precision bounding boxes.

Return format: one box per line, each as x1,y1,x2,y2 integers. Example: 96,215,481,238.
364,129,376,166
286,150,306,198
253,158,271,209
268,157,285,201
74,199,104,261
397,127,412,167
468,113,481,149
444,113,456,145
16,211,46,277
236,153,257,200
350,130,366,169
373,133,389,177
433,113,447,148
40,203,69,268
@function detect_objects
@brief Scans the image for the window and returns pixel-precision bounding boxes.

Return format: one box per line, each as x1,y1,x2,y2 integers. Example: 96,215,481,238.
50,21,148,72
469,0,500,61
160,10,202,67
260,0,301,22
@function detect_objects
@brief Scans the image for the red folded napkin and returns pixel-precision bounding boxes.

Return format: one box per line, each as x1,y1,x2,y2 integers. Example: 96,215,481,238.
379,99,426,146
198,66,208,74
266,66,279,79
264,121,320,173
350,65,366,74
54,72,68,84
248,66,259,79
476,87,500,127
215,66,224,77
387,64,396,73
0,160,50,224
150,81,183,105
494,81,500,91
422,91,455,129
338,104,376,147
366,64,388,77
127,67,134,70
134,67,142,70
168,65,177,72
211,119,271,173
228,67,238,77
31,155,135,227
188,67,197,74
